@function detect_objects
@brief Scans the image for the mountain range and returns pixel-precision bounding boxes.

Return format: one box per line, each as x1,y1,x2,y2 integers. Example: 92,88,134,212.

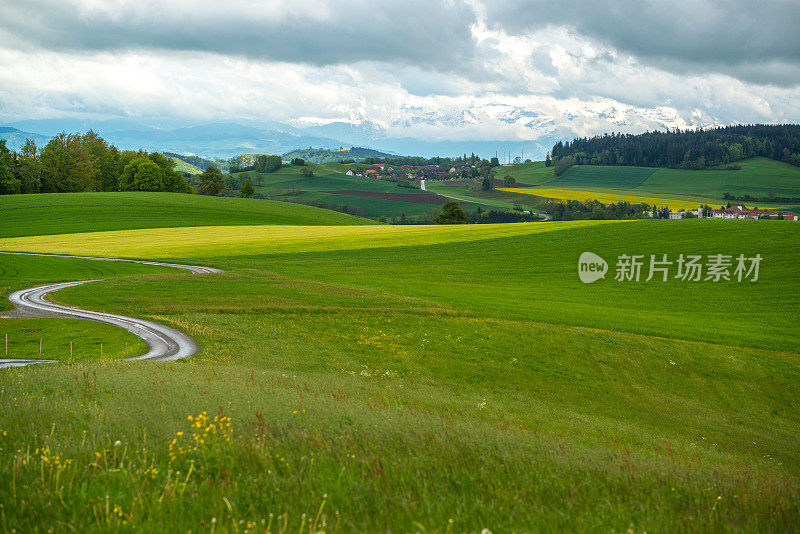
1,102,718,160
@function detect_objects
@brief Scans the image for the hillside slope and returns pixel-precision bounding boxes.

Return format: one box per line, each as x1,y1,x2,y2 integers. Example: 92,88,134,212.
524,157,800,200
0,192,374,238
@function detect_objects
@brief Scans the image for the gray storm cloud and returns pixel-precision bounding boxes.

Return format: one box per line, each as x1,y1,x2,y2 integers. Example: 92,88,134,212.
0,0,798,134
487,0,800,86
0,0,478,71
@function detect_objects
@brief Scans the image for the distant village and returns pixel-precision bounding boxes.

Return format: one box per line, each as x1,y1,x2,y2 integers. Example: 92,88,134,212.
345,162,478,181
648,206,799,221
344,162,799,222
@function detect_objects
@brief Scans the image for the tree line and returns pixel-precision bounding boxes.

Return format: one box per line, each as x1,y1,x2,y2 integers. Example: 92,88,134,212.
550,124,800,170
0,132,191,195
545,200,651,221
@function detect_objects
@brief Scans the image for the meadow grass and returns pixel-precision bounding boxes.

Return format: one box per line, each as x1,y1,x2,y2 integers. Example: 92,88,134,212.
499,187,715,210
638,158,800,198
0,220,625,259
549,165,658,189
0,192,373,238
0,318,147,361
239,164,484,217
281,191,461,218
543,158,800,201
425,182,545,210
0,220,798,531
498,161,557,185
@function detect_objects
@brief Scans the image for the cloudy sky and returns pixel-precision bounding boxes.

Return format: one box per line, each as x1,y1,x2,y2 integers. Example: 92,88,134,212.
1,0,799,141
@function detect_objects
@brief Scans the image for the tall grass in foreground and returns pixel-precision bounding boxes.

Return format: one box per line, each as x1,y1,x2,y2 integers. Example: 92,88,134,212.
1,345,798,533
1,220,799,531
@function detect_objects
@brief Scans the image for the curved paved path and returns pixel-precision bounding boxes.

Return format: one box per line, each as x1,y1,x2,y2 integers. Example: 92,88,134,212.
0,252,222,369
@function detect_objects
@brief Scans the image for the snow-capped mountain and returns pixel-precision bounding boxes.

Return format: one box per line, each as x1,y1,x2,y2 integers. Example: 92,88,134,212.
3,100,721,160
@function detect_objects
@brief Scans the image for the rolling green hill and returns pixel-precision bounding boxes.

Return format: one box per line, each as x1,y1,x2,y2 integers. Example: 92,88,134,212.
637,157,800,198
236,163,494,217
1,219,798,531
0,192,373,238
548,165,658,189
167,156,204,175
496,161,556,185
539,158,800,200
164,152,229,173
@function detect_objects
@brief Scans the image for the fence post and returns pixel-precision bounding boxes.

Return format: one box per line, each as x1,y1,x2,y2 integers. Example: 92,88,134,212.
100,342,103,357
39,338,42,358
70,341,73,359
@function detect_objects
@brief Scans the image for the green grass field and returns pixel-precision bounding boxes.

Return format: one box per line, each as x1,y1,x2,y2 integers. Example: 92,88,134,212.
1,196,799,532
425,181,545,211
637,158,800,198
238,164,494,218
549,165,658,189
497,161,556,185
528,157,800,201
0,192,373,237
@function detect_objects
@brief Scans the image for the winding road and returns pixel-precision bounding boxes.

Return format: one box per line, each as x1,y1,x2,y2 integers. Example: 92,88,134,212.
0,252,222,369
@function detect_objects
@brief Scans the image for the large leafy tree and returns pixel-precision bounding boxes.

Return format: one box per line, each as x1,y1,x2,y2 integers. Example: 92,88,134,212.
240,178,254,198
434,200,466,224
198,166,226,196
148,152,191,193
40,133,94,192
0,140,21,194
254,155,282,173
18,139,41,193
120,158,164,191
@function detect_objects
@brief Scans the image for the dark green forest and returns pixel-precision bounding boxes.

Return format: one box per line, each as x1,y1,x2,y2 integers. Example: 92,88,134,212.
0,132,191,195
550,124,800,170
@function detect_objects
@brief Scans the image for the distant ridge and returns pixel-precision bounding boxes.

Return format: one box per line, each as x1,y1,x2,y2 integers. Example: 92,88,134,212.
0,126,50,151
282,146,397,164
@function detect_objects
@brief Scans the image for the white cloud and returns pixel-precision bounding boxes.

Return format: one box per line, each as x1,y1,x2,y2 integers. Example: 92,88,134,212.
0,0,798,145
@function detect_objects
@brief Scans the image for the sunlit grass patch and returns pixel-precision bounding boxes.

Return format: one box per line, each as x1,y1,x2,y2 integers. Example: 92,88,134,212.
498,187,710,210
0,220,628,259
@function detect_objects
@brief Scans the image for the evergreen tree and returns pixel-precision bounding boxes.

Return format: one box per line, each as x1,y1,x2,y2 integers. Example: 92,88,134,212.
481,172,494,191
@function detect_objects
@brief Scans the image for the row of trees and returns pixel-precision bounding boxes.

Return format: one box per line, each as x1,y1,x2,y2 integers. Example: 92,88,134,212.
0,132,191,195
229,154,283,174
545,200,649,221
551,124,800,170
376,153,492,169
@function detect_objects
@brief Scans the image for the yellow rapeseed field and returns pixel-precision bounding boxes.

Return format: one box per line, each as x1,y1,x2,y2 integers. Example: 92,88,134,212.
498,187,707,210
0,220,630,259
